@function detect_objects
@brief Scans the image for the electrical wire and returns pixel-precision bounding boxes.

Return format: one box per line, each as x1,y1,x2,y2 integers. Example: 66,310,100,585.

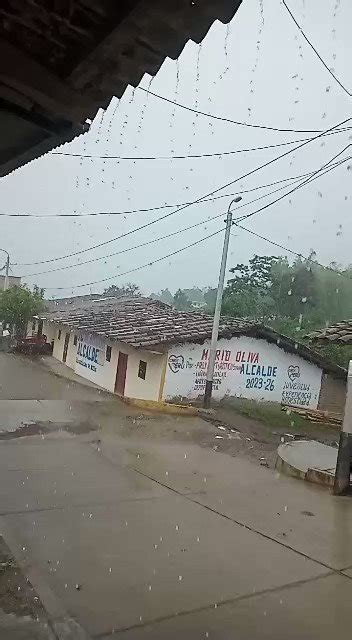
1,159,348,219
44,227,224,291
236,143,351,224
139,86,348,133
22,174,313,278
3,154,350,220
23,149,351,288
49,126,352,162
234,222,352,282
282,0,352,98
42,148,351,292
13,115,351,266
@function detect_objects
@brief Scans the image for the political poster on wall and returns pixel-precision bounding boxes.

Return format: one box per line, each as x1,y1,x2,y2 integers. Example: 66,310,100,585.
76,333,105,373
163,336,322,409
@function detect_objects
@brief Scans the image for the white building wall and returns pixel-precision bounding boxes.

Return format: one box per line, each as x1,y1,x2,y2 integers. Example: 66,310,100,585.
26,320,36,336
70,330,118,391
124,345,164,401
52,325,65,361
43,321,57,346
163,336,323,409
65,331,77,370
47,320,164,398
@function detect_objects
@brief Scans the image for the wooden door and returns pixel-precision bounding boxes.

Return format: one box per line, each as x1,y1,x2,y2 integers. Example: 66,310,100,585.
62,332,70,363
115,352,128,395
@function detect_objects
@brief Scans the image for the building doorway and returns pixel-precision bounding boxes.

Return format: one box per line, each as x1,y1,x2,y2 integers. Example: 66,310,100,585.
62,332,70,363
115,352,128,395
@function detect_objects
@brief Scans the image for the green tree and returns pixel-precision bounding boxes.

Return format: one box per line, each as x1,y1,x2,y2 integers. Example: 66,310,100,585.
203,287,217,313
150,289,174,305
270,254,317,318
0,286,44,337
223,255,278,318
173,289,192,311
33,284,45,299
103,283,140,297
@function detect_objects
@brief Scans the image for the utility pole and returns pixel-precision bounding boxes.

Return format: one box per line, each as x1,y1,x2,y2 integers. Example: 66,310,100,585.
0,249,10,291
334,360,352,494
203,196,242,409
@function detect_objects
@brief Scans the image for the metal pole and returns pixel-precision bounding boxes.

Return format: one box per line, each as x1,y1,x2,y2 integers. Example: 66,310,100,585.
333,360,352,494
4,254,9,291
203,197,242,408
0,249,10,291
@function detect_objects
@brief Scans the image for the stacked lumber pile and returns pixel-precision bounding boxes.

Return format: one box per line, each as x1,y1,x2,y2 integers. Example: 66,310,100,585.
281,405,342,428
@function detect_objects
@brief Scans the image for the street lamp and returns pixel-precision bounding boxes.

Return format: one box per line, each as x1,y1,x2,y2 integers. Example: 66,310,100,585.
0,249,10,291
203,196,242,409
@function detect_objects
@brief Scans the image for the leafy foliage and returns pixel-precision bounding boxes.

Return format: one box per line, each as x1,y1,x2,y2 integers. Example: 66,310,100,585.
103,283,141,297
173,289,192,311
151,287,210,310
222,253,352,368
0,286,44,337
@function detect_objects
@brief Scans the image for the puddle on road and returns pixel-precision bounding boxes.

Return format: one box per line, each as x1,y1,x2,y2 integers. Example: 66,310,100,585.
0,421,95,440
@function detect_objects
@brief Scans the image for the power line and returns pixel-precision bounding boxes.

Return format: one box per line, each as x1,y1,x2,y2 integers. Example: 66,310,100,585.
236,144,351,224
22,174,312,278
49,126,352,162
44,227,224,292
235,222,352,283
1,160,347,219
35,152,348,290
42,150,351,293
23,149,351,287
282,0,352,98
13,115,351,266
139,86,348,134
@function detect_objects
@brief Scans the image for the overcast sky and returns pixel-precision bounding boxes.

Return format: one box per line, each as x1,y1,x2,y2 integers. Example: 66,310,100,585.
1,0,352,298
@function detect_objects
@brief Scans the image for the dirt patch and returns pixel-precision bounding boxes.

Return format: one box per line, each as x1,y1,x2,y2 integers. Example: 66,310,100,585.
0,536,46,620
111,402,339,470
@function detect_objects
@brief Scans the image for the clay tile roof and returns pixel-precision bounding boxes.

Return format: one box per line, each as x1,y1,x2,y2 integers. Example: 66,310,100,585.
308,321,352,345
39,295,347,377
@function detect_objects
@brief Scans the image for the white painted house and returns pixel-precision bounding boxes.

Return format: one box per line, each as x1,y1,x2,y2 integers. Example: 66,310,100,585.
29,296,346,411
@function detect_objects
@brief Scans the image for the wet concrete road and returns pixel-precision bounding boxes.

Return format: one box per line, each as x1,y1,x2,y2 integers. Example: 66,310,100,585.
1,353,352,638
0,352,107,400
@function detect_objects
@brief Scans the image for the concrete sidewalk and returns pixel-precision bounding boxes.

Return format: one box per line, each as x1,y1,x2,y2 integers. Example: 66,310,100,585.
1,425,352,638
276,440,337,487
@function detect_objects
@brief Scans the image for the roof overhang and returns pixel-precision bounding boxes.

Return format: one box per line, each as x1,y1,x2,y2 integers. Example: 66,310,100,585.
0,0,242,176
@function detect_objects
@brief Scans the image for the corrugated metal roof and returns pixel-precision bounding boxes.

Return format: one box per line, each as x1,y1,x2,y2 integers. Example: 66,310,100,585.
38,296,346,377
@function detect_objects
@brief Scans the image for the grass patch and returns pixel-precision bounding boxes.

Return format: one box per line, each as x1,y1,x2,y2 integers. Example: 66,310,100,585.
219,398,311,431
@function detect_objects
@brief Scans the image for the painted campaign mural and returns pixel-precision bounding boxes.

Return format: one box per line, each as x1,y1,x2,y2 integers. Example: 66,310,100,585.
74,332,108,387
164,336,322,408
